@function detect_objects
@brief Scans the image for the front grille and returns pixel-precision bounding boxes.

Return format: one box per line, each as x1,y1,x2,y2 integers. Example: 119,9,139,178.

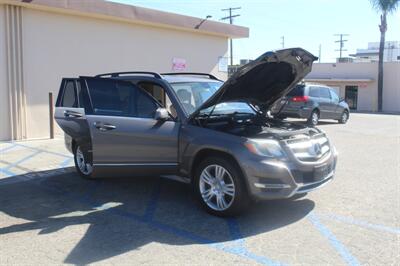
284,133,330,162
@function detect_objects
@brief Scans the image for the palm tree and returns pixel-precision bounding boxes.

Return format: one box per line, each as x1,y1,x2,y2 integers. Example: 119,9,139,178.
369,0,399,111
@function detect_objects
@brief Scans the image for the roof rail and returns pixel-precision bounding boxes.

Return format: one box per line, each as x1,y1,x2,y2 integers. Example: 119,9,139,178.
161,72,220,80
95,71,162,79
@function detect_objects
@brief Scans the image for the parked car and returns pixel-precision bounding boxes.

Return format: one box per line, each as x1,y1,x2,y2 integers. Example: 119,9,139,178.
271,83,350,125
55,48,337,216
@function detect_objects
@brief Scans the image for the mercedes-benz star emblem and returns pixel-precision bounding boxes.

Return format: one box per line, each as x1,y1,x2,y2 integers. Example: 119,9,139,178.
314,143,322,155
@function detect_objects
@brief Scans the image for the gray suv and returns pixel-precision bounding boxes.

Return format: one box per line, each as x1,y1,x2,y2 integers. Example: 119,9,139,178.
271,84,350,126
55,48,337,216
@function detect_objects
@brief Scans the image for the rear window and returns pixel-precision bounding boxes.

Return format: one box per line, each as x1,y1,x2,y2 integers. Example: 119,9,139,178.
61,81,78,107
309,87,320,97
288,85,304,96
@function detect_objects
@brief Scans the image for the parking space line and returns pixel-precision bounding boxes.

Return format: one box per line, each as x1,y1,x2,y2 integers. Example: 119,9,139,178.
0,168,17,177
14,143,71,158
58,158,73,168
224,218,284,266
226,218,246,246
0,143,17,153
319,212,400,235
308,212,360,266
144,182,162,221
1,150,42,172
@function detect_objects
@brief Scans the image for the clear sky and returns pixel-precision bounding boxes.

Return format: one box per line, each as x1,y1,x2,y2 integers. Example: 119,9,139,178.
109,0,400,63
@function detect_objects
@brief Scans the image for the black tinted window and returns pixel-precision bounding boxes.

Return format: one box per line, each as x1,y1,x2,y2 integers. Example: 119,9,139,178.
288,85,304,96
309,87,319,97
136,90,158,118
61,81,77,107
86,78,157,118
320,87,331,99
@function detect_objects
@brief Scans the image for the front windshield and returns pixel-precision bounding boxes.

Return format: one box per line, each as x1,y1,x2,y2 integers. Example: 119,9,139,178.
200,102,256,116
170,81,256,116
169,81,222,114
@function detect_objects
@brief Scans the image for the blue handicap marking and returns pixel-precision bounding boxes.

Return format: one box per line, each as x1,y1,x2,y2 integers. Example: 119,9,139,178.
308,212,360,266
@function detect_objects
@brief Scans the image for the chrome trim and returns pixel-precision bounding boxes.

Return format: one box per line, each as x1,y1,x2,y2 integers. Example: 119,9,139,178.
254,183,291,189
295,173,334,194
93,162,178,166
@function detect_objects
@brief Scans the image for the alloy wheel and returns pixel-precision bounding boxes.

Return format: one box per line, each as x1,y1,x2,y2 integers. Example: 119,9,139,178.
76,146,93,175
311,112,319,125
341,112,348,123
199,164,235,211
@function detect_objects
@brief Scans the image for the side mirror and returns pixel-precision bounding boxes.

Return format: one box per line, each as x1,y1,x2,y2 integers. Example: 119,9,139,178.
154,108,169,121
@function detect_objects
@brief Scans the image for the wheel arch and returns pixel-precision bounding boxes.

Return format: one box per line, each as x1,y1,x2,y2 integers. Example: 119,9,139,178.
190,148,250,192
312,107,320,115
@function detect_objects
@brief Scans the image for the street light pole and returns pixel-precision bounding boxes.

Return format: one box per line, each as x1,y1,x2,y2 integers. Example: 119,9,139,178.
195,15,212,29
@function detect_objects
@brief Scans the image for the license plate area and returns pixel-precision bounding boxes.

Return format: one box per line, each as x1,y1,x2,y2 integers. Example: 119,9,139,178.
314,164,331,181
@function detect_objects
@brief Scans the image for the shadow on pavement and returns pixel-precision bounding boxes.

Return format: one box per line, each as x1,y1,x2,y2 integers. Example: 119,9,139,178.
0,169,315,264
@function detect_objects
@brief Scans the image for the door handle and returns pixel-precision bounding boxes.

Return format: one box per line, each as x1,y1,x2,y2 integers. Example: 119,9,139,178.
94,122,116,131
64,110,83,118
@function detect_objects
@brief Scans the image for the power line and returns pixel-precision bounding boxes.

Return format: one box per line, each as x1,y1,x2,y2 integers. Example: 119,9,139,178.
334,34,349,59
221,7,241,65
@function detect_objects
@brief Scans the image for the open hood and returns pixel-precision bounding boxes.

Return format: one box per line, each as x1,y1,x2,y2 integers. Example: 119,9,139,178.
190,48,318,118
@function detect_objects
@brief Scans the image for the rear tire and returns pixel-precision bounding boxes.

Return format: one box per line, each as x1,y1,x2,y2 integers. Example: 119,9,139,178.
307,110,319,126
73,144,94,179
338,110,349,124
194,157,249,217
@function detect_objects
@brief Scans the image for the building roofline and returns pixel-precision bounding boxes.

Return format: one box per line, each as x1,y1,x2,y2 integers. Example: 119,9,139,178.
305,78,374,83
0,0,249,39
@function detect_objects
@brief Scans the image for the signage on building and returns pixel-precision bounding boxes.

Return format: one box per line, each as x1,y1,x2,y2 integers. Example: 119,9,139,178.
172,58,187,71
218,56,228,72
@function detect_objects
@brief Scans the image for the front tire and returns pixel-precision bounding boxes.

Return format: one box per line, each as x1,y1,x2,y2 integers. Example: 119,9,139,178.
338,110,349,124
194,157,249,217
74,145,94,179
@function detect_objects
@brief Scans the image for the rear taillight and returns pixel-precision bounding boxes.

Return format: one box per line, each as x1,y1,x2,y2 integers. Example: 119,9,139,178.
290,96,309,102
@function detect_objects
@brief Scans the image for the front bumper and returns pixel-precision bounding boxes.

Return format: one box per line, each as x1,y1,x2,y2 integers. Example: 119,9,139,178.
242,149,338,200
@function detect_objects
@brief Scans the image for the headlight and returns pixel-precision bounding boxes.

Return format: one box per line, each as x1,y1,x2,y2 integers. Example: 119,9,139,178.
245,139,286,159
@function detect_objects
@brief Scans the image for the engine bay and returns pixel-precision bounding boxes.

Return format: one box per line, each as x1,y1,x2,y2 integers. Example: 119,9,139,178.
194,112,318,139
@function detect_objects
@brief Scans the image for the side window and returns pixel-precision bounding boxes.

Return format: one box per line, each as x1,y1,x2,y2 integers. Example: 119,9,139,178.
86,78,157,118
330,89,339,102
136,89,158,118
138,82,177,118
61,81,78,107
319,87,331,99
309,86,319,97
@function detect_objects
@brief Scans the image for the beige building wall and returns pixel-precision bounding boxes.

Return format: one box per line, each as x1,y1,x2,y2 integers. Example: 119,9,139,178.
382,62,400,112
1,6,230,140
308,62,400,113
0,5,11,140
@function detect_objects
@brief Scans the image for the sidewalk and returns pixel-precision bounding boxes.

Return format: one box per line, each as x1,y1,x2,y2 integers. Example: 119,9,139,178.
0,138,74,184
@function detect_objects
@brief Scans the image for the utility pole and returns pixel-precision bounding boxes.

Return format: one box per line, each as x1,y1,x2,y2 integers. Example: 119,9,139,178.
221,7,241,65
280,36,285,48
318,44,321,63
334,34,349,59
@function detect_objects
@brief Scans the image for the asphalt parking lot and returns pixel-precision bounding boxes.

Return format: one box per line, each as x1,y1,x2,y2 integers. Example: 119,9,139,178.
0,113,399,265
